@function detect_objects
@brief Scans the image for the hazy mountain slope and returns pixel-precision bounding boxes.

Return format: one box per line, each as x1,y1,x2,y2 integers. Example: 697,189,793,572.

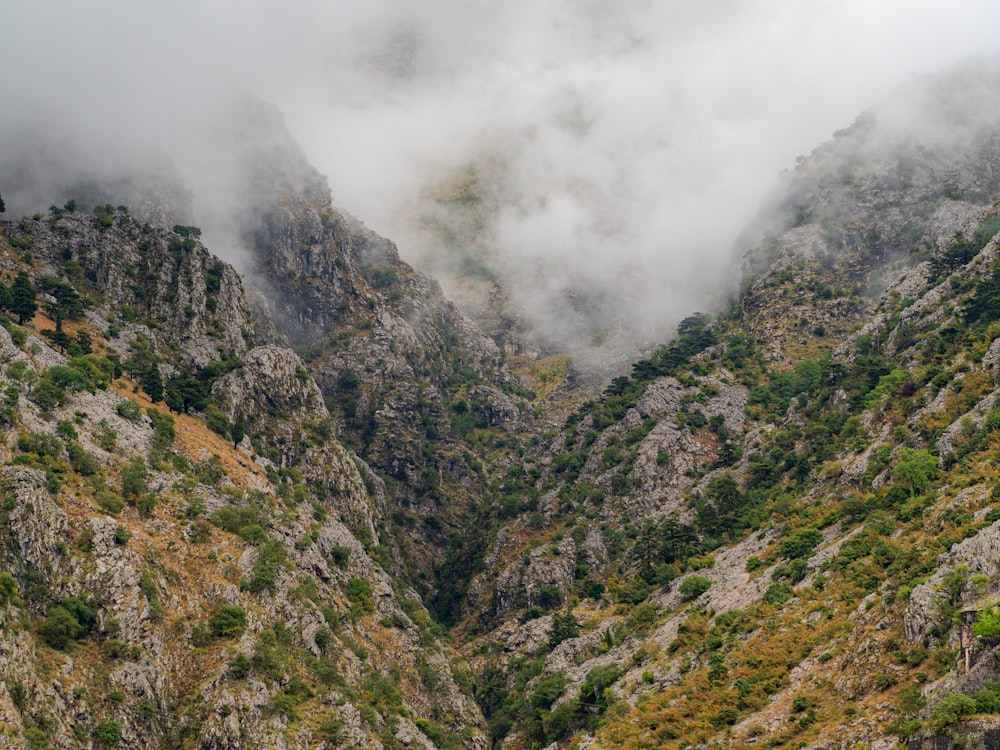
444,63,1000,750
6,60,1000,750
0,210,487,749
229,109,535,603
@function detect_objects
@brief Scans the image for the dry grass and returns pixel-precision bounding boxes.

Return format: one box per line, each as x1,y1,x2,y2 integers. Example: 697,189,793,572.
110,378,268,488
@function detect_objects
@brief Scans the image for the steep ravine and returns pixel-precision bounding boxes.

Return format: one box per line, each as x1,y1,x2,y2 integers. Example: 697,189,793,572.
7,61,1000,750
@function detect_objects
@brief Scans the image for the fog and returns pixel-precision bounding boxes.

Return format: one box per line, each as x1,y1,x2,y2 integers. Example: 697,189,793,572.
2,1,1000,358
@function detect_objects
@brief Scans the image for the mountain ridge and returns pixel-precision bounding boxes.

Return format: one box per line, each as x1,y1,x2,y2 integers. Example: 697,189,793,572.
4,61,1000,750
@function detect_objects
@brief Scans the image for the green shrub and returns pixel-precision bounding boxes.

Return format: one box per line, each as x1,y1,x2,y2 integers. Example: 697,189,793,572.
875,673,898,690
228,651,251,679
17,431,63,459
897,685,927,715
31,379,65,410
100,639,132,659
77,527,95,553
314,626,334,651
8,326,28,348
268,691,300,720
55,419,77,440
329,544,351,567
543,699,580,741
579,664,622,710
137,494,156,518
548,612,580,649
973,606,1000,637
97,492,125,515
211,505,262,535
528,672,568,709
679,575,712,601
616,578,651,604
148,408,174,445
22,727,49,750
777,528,823,560
247,539,285,592
92,718,119,744
929,692,977,728
710,707,739,728
120,458,147,498
0,571,17,603
139,570,166,622
345,577,374,615
237,524,268,544
66,355,115,390
892,448,939,496
114,399,142,421
45,365,89,392
37,596,97,650
67,442,99,475
974,687,1000,713
537,585,563,610
413,717,462,749
581,579,605,600
208,604,247,638
204,404,230,436
764,583,793,605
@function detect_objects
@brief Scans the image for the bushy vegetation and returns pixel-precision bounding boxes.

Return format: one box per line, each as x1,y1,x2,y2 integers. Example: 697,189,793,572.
37,596,98,650
7,127,1000,749
208,604,247,638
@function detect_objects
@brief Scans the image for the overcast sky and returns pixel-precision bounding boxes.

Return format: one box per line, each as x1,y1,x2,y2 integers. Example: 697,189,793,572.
3,1,1000,356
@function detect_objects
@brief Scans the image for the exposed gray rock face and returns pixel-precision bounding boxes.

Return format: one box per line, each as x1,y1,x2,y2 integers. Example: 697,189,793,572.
221,114,530,595
6,212,257,368
0,205,490,749
212,345,326,459
466,385,523,427
492,536,577,615
905,520,1000,644
908,718,1000,750
12,63,1000,750
629,371,749,515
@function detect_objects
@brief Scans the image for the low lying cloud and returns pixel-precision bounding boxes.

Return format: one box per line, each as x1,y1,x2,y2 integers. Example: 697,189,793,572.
3,1,1000,360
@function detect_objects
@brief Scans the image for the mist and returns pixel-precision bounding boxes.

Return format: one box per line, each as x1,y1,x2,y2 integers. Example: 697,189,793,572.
3,1,1000,360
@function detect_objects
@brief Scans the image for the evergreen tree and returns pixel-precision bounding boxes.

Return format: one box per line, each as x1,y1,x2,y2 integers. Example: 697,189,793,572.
141,364,163,403
230,413,245,448
42,309,73,352
0,192,5,213
164,387,184,414
547,611,580,649
10,271,36,324
75,330,93,354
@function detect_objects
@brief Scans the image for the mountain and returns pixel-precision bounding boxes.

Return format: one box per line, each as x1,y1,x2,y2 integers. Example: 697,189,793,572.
3,60,1000,750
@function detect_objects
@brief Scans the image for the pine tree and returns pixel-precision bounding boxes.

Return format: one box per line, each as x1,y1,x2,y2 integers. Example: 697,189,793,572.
10,272,36,324
141,364,163,403
42,309,73,352
230,413,245,448
75,330,93,354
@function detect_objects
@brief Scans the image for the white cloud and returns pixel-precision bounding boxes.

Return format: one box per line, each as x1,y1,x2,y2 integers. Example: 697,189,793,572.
3,0,1000,357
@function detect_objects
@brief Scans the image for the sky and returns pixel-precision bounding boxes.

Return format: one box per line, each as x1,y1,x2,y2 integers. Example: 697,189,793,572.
3,0,1000,358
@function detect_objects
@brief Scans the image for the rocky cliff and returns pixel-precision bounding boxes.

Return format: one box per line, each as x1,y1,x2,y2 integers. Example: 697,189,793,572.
0,209,487,749
6,60,1000,750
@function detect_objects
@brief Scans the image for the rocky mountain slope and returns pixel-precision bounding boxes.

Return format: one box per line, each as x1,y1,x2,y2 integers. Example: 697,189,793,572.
5,60,1000,750
0,209,487,749
441,61,1000,750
